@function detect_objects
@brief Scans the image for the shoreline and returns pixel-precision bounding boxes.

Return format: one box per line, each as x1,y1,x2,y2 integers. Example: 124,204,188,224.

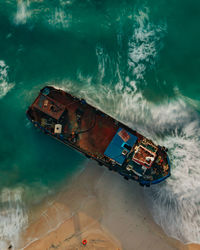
20,161,199,250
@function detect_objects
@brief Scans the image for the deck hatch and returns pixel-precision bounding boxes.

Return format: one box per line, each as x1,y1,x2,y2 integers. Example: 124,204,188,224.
33,93,65,121
104,128,138,165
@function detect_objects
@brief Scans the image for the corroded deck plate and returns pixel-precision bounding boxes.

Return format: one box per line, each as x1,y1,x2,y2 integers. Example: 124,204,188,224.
27,86,171,186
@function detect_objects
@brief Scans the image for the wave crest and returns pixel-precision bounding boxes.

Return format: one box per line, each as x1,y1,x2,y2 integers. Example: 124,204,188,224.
0,187,28,249
14,0,31,25
128,7,166,79
55,80,200,243
0,61,14,99
47,7,71,29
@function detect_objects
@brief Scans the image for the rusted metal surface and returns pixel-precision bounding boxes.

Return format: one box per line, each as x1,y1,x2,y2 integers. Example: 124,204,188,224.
27,86,171,186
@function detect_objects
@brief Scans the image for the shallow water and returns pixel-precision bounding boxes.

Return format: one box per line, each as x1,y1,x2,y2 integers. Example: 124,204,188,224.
0,0,200,247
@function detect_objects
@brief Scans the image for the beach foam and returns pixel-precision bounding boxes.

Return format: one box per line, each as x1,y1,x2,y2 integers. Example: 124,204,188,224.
0,187,28,249
55,79,200,244
144,96,200,244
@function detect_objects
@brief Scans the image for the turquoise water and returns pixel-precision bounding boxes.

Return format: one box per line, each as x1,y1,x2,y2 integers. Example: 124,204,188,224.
0,0,200,247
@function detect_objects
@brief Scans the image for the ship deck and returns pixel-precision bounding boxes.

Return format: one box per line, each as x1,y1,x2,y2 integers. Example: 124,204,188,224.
29,87,135,158
27,86,170,184
51,90,120,157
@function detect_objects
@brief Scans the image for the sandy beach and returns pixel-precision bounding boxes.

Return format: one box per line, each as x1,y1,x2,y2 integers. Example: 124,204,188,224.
19,161,199,250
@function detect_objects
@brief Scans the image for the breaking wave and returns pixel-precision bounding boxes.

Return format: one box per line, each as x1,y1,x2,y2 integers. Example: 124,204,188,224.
0,61,14,99
14,0,31,25
144,93,200,244
0,188,28,250
47,7,71,30
55,78,200,244
146,132,200,244
95,45,111,82
128,7,166,79
12,0,72,29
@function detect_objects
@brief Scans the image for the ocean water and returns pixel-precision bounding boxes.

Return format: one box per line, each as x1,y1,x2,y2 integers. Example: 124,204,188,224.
0,0,200,248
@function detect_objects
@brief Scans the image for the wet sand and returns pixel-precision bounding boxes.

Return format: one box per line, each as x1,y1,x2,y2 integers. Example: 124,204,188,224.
20,161,199,250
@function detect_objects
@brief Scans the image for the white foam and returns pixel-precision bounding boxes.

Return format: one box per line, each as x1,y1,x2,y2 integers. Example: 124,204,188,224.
47,7,71,29
128,8,166,79
111,85,200,244
0,60,14,99
54,80,200,243
0,187,28,249
14,0,31,25
144,100,200,243
96,45,108,82
60,0,74,6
